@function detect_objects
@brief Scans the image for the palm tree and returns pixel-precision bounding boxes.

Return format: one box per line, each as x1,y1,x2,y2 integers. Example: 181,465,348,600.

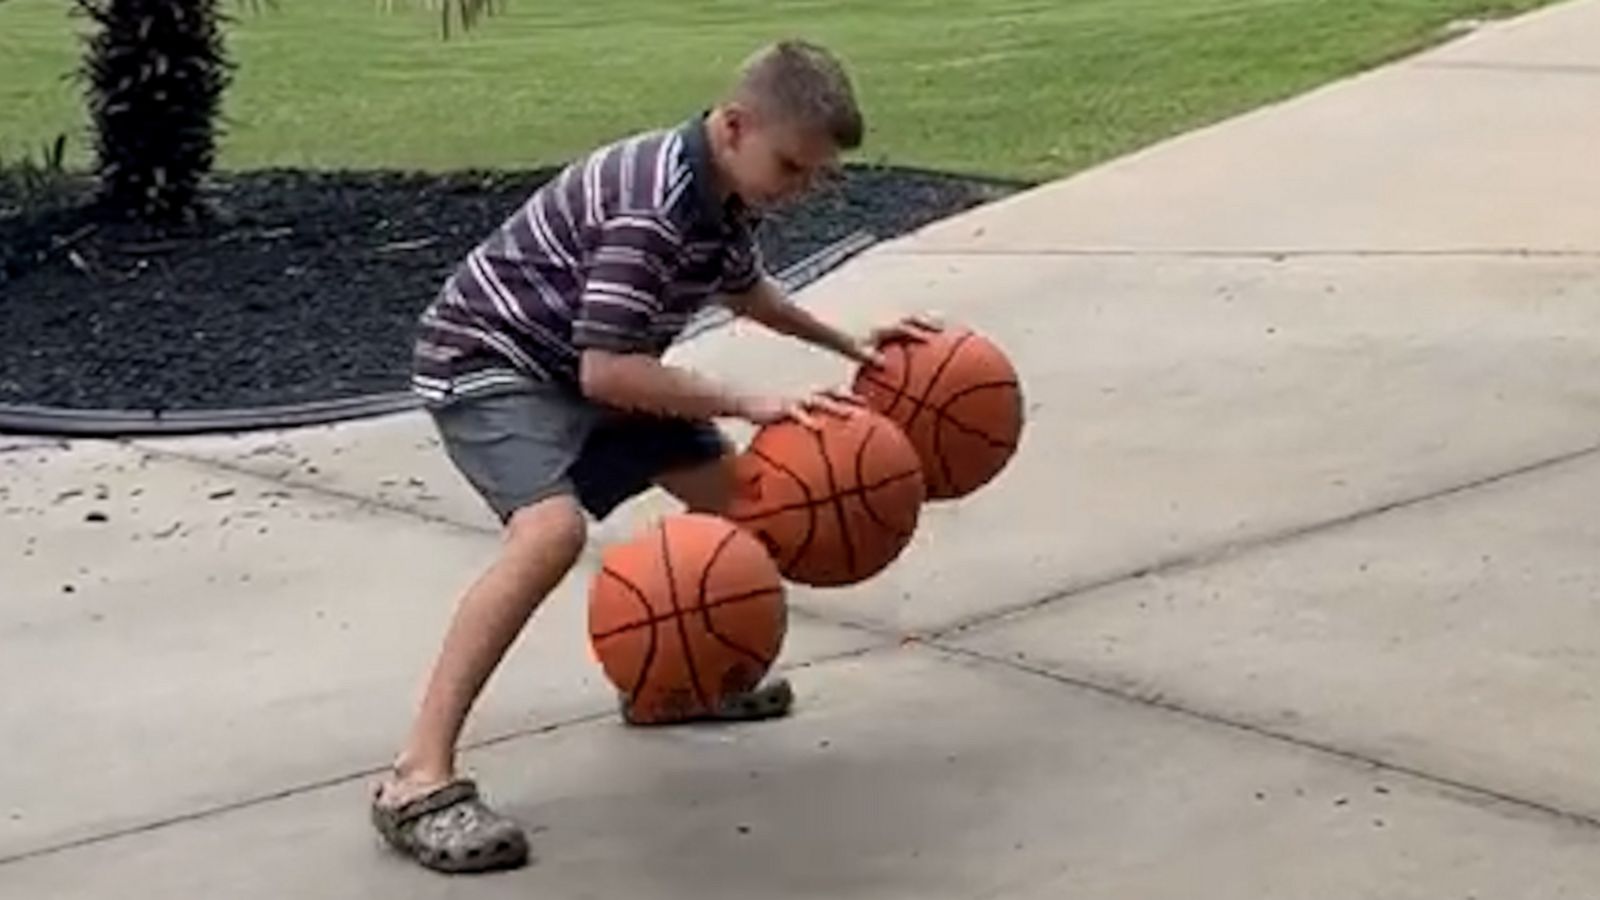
69,0,500,225
73,0,230,223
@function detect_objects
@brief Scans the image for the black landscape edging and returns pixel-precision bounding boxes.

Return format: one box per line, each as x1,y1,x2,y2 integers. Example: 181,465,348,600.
0,230,880,438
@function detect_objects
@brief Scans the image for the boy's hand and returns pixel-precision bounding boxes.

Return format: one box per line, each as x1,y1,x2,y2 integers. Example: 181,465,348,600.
855,314,943,368
738,389,863,431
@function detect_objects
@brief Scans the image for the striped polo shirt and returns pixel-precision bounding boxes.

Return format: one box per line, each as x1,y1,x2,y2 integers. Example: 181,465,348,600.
411,112,763,403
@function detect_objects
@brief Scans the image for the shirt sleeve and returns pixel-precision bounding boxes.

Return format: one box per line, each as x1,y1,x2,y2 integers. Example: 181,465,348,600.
720,219,765,295
573,214,681,353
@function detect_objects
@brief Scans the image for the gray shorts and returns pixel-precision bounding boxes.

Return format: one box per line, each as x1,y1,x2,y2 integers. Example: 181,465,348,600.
427,381,729,523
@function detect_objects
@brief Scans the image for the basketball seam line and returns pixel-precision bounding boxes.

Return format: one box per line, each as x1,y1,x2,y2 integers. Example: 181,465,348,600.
728,468,923,521
599,565,659,705
659,521,711,712
858,370,1020,450
889,339,915,416
903,331,975,435
935,378,1024,451
934,379,1023,451
876,340,915,419
590,586,783,642
698,600,773,672
749,444,820,570
692,527,775,671
855,422,919,542
933,391,957,491
814,426,859,580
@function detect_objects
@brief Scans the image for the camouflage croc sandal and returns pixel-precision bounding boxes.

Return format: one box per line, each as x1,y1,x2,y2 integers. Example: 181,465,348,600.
371,779,529,874
621,677,794,726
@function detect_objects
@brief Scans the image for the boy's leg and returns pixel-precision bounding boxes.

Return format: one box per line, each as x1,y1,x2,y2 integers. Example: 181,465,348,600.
570,413,736,516
381,495,586,800
653,440,738,513
373,384,594,874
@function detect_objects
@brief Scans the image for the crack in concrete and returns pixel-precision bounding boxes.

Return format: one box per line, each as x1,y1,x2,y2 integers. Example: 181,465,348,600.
33,433,1596,868
0,709,610,868
0,640,897,869
928,438,1600,640
935,642,1600,833
122,441,944,640
884,247,1600,260
127,439,503,538
12,615,1596,869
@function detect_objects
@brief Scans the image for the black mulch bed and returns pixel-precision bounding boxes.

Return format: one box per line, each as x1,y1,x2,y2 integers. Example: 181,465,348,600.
0,165,1022,412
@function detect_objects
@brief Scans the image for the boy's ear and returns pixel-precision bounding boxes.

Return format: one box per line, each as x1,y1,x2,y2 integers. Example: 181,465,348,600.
721,101,757,147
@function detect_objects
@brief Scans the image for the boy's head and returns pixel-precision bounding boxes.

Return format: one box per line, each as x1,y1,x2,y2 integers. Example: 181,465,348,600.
708,40,862,211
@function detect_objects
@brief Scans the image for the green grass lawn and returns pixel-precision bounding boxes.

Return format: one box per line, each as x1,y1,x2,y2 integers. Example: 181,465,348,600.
0,0,1551,181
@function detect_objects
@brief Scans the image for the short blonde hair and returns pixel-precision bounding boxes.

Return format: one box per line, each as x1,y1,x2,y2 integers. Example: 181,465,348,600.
733,40,863,150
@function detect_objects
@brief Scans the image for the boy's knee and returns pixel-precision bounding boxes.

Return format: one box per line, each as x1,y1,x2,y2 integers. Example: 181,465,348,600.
657,452,739,514
503,495,587,566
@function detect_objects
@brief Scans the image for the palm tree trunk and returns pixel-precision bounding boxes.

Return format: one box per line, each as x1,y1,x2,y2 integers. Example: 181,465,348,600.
76,0,231,224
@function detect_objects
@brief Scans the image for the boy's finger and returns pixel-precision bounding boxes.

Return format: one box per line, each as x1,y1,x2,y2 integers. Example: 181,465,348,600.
805,394,858,419
876,320,937,345
785,403,821,431
872,328,919,347
822,387,867,406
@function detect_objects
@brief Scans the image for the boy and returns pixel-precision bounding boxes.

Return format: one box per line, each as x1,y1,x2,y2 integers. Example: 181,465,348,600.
371,40,931,873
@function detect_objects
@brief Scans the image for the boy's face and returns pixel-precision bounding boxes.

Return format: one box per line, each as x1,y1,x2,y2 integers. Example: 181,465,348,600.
720,103,841,211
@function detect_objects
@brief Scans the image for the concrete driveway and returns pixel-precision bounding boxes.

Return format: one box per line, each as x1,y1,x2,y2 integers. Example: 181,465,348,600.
5,2,1600,895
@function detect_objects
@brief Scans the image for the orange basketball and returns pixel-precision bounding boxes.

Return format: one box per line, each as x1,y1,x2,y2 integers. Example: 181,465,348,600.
853,325,1023,499
725,407,925,587
588,514,786,722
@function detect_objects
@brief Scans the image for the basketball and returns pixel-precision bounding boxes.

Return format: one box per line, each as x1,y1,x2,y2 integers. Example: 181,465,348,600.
725,407,925,587
852,324,1024,499
588,513,786,722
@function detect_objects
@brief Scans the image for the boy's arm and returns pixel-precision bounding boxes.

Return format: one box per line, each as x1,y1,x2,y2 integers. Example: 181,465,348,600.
574,217,846,427
580,350,749,420
581,350,849,428
722,276,940,367
721,276,871,364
